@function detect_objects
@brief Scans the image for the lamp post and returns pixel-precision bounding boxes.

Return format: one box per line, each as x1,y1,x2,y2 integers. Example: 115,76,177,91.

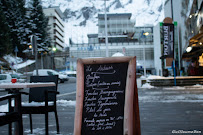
14,46,18,72
143,32,149,77
31,35,38,76
101,0,109,57
52,47,56,69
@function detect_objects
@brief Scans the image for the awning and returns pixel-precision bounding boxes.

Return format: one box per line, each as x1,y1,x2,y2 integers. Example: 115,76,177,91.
189,32,203,43
182,32,203,60
182,46,203,60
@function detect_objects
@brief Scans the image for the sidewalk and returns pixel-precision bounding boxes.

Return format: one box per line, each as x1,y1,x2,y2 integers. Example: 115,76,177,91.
1,86,203,135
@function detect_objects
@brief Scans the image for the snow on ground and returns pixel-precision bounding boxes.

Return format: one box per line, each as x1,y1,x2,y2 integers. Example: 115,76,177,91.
25,127,71,135
14,60,35,70
146,75,166,79
0,103,10,112
56,100,76,107
25,128,64,135
0,100,76,112
139,94,203,103
141,83,154,89
112,52,125,57
3,55,23,65
3,55,35,70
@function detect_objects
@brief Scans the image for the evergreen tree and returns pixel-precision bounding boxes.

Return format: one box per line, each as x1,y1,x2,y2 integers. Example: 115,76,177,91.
0,0,51,57
0,0,27,57
28,0,51,51
0,5,12,57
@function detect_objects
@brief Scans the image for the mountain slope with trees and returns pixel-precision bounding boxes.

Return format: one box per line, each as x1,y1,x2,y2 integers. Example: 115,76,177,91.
0,0,50,58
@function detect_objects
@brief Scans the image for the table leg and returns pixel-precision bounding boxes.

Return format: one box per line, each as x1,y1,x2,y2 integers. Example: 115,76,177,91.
14,91,23,135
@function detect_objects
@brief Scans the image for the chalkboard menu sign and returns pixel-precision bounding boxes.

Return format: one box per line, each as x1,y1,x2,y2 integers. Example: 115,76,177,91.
74,57,140,135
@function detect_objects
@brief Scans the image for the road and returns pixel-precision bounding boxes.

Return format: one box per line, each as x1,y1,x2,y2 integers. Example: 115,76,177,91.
0,82,203,134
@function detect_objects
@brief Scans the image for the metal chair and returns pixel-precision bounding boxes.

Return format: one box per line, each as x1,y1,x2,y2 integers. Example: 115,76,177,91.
21,75,59,135
0,93,23,135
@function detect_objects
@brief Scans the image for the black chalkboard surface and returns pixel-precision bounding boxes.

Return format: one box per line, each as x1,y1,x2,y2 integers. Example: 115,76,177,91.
81,63,128,135
74,57,140,135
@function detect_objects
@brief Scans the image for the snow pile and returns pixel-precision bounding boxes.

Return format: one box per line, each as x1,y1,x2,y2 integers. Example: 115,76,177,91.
25,127,70,135
147,75,165,79
112,52,124,57
14,60,35,69
22,101,54,106
3,55,23,65
141,83,155,89
56,100,76,107
0,103,8,112
3,55,35,70
0,100,76,113
140,76,146,79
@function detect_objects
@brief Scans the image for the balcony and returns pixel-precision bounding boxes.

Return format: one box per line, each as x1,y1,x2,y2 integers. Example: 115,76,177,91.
54,25,64,36
54,20,64,31
55,32,64,43
53,12,64,27
55,38,64,48
98,20,135,26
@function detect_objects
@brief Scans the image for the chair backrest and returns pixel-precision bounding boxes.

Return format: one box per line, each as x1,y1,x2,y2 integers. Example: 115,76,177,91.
29,75,58,102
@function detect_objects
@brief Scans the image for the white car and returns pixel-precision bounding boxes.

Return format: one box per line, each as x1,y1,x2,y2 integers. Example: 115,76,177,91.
33,69,68,83
61,71,76,83
10,74,26,83
0,74,12,83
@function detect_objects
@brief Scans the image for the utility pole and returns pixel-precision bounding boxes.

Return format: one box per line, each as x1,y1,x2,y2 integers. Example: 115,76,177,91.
14,46,18,73
103,0,109,57
31,35,38,76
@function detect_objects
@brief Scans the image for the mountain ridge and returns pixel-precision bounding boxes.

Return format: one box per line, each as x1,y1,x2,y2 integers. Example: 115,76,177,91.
41,0,165,44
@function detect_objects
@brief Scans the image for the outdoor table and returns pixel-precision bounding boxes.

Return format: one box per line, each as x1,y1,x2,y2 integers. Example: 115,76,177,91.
0,82,56,135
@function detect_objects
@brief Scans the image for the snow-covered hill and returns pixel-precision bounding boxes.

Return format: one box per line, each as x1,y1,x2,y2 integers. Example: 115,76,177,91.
41,0,165,44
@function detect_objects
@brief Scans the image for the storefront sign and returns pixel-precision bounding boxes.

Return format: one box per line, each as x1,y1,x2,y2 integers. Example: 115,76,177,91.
74,57,141,135
163,23,174,58
77,45,100,51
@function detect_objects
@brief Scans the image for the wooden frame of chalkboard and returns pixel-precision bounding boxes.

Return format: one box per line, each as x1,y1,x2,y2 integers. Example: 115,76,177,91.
74,56,140,135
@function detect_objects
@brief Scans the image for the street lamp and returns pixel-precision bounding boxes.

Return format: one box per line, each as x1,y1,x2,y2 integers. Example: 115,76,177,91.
52,47,57,52
29,45,32,49
143,32,149,77
51,47,57,69
186,46,192,52
101,0,109,57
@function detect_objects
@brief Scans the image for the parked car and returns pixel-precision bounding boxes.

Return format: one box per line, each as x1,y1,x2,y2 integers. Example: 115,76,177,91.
33,69,68,83
0,73,27,83
0,74,12,83
61,71,76,83
10,74,26,83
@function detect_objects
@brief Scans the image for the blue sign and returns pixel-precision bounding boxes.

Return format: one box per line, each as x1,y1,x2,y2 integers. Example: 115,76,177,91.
14,46,18,53
77,45,100,51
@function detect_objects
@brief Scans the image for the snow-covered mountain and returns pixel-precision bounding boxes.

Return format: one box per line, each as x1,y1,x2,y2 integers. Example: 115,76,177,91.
41,0,165,44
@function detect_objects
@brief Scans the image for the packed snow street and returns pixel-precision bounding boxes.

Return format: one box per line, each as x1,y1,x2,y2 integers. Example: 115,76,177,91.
1,0,203,134
0,82,203,134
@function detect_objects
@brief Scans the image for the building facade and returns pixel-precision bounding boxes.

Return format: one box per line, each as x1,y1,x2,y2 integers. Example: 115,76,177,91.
182,0,203,75
153,0,192,76
43,7,65,69
69,13,156,75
